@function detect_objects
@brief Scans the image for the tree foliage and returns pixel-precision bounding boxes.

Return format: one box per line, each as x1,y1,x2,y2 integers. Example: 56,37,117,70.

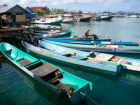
35,10,44,16
44,6,50,11
51,8,65,13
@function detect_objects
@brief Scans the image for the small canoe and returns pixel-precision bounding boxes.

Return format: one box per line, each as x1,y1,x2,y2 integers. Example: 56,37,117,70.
43,39,140,54
0,42,92,103
32,19,63,25
36,25,62,30
43,37,111,44
43,37,139,46
30,28,73,38
22,41,122,75
41,40,140,72
78,17,92,22
58,35,111,42
0,27,24,33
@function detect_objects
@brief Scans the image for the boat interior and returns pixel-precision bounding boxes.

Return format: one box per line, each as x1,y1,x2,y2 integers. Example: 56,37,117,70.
62,51,88,60
17,58,74,92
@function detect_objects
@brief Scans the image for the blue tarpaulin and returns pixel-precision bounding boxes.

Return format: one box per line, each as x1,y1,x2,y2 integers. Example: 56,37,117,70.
26,13,32,18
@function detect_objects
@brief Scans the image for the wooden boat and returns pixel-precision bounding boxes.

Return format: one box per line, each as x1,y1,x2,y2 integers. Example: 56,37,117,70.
0,42,92,103
59,35,111,41
48,34,138,46
22,41,122,75
33,28,73,34
64,41,139,46
78,16,92,22
36,25,62,30
30,28,73,38
43,39,140,55
43,38,139,46
0,27,24,33
54,36,139,46
95,13,114,21
40,40,140,72
32,18,63,25
43,37,111,44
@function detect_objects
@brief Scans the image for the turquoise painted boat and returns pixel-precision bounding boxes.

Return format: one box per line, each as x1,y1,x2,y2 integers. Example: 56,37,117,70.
30,28,73,38
43,37,139,46
22,41,121,75
43,37,111,44
0,42,92,103
42,40,140,72
43,39,140,54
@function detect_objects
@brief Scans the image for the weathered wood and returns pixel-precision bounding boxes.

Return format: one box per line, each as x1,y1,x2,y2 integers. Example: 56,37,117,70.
18,59,31,66
55,82,73,91
30,63,58,78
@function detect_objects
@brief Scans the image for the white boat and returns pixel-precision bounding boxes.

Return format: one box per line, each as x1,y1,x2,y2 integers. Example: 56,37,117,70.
126,15,138,18
58,14,77,23
32,18,63,25
94,13,114,20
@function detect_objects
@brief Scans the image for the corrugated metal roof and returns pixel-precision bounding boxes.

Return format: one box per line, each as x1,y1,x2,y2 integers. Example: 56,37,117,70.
0,4,28,13
0,6,13,13
25,6,34,13
0,4,7,8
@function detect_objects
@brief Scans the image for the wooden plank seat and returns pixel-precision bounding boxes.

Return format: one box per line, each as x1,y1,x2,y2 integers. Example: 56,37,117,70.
55,82,72,91
86,58,102,63
47,73,62,83
18,59,31,67
30,63,58,78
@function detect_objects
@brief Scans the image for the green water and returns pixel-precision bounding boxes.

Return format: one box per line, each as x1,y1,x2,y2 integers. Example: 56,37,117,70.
0,17,140,105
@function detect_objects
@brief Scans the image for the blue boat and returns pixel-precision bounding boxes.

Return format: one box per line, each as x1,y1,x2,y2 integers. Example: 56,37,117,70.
43,37,139,46
43,37,111,44
43,39,140,55
22,41,121,75
0,42,92,103
41,40,140,72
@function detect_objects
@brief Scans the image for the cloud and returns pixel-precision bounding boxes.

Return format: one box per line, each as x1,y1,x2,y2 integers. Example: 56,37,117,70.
0,0,17,5
2,0,138,7
127,5,131,9
17,0,34,5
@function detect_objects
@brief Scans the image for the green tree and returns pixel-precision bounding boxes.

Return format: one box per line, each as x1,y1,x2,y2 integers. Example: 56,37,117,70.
44,6,50,11
35,10,44,16
51,8,65,13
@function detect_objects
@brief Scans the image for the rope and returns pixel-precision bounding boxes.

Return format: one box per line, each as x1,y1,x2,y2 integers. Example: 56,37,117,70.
86,94,99,105
79,85,99,105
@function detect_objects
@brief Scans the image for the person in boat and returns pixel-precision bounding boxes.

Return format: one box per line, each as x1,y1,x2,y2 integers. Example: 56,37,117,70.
57,88,74,102
85,30,90,40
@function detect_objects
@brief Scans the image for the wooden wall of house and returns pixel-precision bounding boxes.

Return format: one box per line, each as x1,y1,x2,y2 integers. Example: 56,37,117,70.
16,15,26,22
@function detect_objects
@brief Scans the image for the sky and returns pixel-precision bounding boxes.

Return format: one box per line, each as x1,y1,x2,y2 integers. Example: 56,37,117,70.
1,0,140,13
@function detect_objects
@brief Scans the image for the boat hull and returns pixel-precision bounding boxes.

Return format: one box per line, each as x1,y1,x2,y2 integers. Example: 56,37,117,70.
78,17,92,22
36,41,121,75
0,42,92,103
32,20,63,25
0,28,24,33
43,39,140,54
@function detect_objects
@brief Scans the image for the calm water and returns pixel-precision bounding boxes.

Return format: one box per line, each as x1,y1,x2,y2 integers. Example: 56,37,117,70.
0,17,140,105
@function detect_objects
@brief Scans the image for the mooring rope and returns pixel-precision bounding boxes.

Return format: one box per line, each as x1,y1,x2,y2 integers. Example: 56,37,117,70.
79,85,99,105
86,94,99,105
